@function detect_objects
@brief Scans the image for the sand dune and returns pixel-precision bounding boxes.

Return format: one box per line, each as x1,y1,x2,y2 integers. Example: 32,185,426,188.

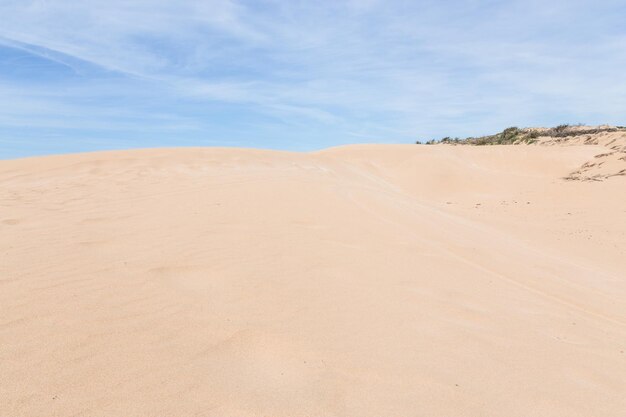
1,143,625,416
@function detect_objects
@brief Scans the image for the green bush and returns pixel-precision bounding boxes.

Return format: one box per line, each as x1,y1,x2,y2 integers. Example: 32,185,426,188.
415,124,623,146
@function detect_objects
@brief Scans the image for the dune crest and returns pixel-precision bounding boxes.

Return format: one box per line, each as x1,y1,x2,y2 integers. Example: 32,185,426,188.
1,143,625,416
428,124,626,181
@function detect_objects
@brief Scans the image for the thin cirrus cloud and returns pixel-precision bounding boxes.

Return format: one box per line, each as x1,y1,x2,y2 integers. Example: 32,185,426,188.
0,0,625,158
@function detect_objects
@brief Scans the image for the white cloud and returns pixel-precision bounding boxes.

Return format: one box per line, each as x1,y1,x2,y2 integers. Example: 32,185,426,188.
0,0,625,156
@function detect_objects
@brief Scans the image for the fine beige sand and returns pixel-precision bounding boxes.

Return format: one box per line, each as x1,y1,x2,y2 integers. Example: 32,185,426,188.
1,142,625,416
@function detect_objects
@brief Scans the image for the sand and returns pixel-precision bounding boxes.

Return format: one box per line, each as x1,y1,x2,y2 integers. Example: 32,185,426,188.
1,143,625,416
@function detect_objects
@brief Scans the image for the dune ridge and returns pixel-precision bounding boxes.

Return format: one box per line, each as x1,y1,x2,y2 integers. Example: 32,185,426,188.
428,125,626,181
1,143,625,416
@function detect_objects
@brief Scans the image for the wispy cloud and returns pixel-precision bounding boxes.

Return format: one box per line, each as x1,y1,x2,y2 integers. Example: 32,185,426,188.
1,0,625,157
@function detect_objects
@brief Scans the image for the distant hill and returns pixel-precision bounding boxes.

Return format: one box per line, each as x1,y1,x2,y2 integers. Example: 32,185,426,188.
419,125,626,181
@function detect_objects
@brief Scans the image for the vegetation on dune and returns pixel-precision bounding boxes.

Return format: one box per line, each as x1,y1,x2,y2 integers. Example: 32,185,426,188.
418,124,626,146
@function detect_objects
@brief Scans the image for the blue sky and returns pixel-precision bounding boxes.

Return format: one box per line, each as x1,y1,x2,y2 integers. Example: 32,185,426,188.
1,0,625,158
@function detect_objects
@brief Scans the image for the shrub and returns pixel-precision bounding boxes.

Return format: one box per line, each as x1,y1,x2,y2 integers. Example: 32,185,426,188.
416,124,621,146
502,127,520,138
554,124,570,133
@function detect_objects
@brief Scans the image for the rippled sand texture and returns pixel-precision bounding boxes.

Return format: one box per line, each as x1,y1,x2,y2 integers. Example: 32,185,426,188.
1,143,625,416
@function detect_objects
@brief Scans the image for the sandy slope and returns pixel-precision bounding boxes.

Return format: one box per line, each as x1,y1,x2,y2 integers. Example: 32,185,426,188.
1,144,625,416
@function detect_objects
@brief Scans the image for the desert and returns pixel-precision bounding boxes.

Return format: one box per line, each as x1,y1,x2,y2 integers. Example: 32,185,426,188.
2,130,625,416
